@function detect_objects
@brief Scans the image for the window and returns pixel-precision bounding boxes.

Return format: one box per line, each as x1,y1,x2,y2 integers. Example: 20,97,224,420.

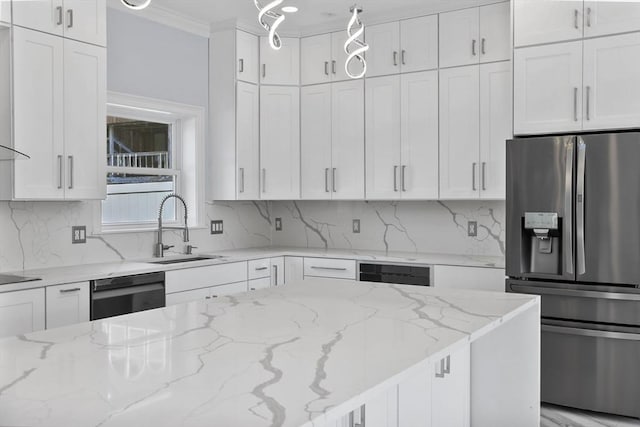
100,93,204,232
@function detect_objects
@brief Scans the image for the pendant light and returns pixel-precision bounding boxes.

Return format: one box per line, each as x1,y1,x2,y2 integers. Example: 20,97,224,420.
344,5,369,79
255,0,285,50
121,0,151,10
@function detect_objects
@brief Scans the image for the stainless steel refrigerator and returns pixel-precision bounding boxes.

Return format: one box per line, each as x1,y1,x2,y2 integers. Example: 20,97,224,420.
506,132,640,418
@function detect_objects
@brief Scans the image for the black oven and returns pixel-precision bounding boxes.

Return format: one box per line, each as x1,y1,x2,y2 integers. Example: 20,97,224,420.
359,262,431,286
90,271,165,320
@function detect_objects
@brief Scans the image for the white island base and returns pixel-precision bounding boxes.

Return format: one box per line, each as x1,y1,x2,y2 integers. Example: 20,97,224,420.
0,279,539,427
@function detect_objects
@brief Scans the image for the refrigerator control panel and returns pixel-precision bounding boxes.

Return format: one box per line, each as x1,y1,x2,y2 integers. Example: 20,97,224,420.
524,212,559,230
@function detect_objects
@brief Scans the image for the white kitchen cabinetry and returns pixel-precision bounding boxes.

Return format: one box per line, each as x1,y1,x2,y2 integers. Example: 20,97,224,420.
301,32,359,85
210,29,260,200
0,1,9,23
366,16,438,77
0,288,45,338
45,281,89,329
583,1,640,38
165,261,248,305
301,80,364,200
434,265,506,292
303,258,356,281
3,26,105,201
431,345,471,427
398,367,432,427
440,3,509,68
166,281,248,306
271,257,285,286
248,257,285,288
284,257,304,284
260,85,300,200
248,277,271,291
12,0,106,47
514,0,583,47
260,37,300,85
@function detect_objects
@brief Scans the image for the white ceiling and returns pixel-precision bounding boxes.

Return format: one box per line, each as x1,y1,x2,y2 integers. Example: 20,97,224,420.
130,0,499,36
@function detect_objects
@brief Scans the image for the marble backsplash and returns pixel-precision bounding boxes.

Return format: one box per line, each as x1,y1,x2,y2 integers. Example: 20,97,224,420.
0,199,505,273
270,200,506,258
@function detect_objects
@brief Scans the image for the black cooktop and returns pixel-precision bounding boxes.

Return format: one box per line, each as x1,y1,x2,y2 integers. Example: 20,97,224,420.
0,274,41,286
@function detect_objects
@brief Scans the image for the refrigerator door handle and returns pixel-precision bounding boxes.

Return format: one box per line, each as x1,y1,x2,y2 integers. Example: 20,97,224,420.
542,324,640,342
565,140,574,275
576,138,586,275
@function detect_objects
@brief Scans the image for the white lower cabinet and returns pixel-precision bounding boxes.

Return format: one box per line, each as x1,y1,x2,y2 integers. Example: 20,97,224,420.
248,277,271,291
431,345,471,427
165,262,248,305
303,258,357,281
166,281,248,306
209,281,247,298
271,256,285,286
0,288,45,338
434,266,505,292
45,281,89,329
398,367,432,427
284,256,304,284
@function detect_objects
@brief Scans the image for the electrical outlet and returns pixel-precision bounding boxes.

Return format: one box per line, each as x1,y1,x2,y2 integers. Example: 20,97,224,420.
210,220,223,235
353,219,360,234
72,226,86,244
275,218,282,231
467,221,478,237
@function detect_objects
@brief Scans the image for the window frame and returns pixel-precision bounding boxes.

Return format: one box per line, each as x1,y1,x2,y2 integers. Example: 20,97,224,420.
96,92,205,234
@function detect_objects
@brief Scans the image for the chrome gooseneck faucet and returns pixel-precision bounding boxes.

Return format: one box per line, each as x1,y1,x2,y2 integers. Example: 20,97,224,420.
155,194,189,257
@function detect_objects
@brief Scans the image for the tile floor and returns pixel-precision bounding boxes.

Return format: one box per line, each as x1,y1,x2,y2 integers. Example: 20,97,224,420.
542,404,640,427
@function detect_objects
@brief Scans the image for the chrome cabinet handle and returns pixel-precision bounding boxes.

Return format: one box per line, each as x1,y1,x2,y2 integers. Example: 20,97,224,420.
332,168,337,193
58,155,63,189
576,138,586,275
324,61,329,76
67,9,73,28
349,405,366,427
565,140,574,275
586,7,592,27
481,38,486,55
325,168,330,192
472,39,477,56
332,60,336,74
393,165,398,191
59,287,81,293
310,266,347,271
239,168,245,193
255,266,268,271
56,6,63,25
443,355,451,374
472,163,477,191
435,358,446,378
481,162,487,191
586,86,591,121
262,168,266,193
393,51,398,66
68,155,73,189
401,50,406,65
574,9,579,29
273,265,278,286
262,64,266,78
573,87,579,122
401,165,407,192
238,58,244,73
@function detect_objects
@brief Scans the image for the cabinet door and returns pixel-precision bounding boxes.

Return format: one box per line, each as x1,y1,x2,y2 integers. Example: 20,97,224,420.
365,388,399,427
583,33,640,131
284,256,304,284
236,30,259,84
400,15,438,73
439,8,480,68
63,38,106,200
271,257,285,286
301,84,332,200
210,281,247,297
399,367,432,427
260,85,300,200
365,75,401,200
584,1,640,38
331,31,361,82
365,22,401,77
166,287,209,306
434,265,506,292
514,0,583,47
249,277,271,291
63,0,106,47
439,66,480,200
301,34,332,85
400,70,439,200
0,1,10,23
332,79,365,200
480,61,511,200
431,345,471,427
12,27,64,200
513,42,583,135
480,2,510,63
45,282,89,329
0,288,45,338
236,81,260,200
12,0,64,37
260,37,300,85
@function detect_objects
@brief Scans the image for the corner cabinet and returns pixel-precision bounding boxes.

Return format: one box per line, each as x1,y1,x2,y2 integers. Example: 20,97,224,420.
260,37,300,85
1,26,106,201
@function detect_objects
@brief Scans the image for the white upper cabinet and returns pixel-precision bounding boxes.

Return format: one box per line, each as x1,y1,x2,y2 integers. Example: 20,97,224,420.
514,41,583,135
439,65,480,200
236,30,259,84
399,15,439,73
260,85,300,200
301,84,333,199
13,0,106,46
440,7,480,68
582,32,640,131
366,22,401,77
584,1,640,38
332,30,360,82
260,37,300,85
236,81,260,199
480,61,511,200
514,0,583,47
301,33,332,85
479,2,511,63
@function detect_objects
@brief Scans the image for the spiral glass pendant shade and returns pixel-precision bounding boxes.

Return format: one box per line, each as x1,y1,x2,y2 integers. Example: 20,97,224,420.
344,5,369,79
255,0,285,50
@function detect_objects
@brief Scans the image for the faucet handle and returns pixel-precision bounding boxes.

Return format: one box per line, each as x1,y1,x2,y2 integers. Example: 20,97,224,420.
163,244,174,251
186,245,198,255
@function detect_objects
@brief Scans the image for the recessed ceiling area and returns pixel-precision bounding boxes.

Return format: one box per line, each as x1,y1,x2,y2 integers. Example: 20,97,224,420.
132,0,498,35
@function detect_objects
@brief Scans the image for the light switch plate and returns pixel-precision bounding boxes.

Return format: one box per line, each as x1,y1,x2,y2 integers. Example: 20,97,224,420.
353,219,360,234
275,218,282,231
72,226,86,244
211,220,223,235
468,221,478,237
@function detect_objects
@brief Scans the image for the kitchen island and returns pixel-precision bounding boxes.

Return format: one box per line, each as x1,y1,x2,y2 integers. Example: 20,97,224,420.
0,279,539,427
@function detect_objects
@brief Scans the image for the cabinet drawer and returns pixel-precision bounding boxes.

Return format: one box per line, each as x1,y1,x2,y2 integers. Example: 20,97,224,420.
248,258,271,280
304,258,356,280
165,261,248,294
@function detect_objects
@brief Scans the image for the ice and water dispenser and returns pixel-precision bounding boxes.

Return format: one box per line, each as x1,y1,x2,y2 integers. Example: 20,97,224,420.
521,212,563,275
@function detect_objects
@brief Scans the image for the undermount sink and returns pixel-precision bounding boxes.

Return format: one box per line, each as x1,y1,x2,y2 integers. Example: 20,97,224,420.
150,255,225,265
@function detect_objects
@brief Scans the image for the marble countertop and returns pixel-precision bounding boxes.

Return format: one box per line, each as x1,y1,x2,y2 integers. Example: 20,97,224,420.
0,247,504,293
0,279,536,427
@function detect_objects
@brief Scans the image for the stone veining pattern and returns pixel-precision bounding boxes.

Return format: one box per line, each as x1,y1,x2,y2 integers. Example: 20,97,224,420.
0,281,536,427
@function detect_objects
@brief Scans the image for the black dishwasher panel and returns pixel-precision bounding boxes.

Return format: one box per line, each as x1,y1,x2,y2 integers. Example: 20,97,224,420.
359,263,431,286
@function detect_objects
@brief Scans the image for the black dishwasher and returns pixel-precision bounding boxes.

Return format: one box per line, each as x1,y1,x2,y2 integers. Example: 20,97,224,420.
91,271,166,320
359,263,431,286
